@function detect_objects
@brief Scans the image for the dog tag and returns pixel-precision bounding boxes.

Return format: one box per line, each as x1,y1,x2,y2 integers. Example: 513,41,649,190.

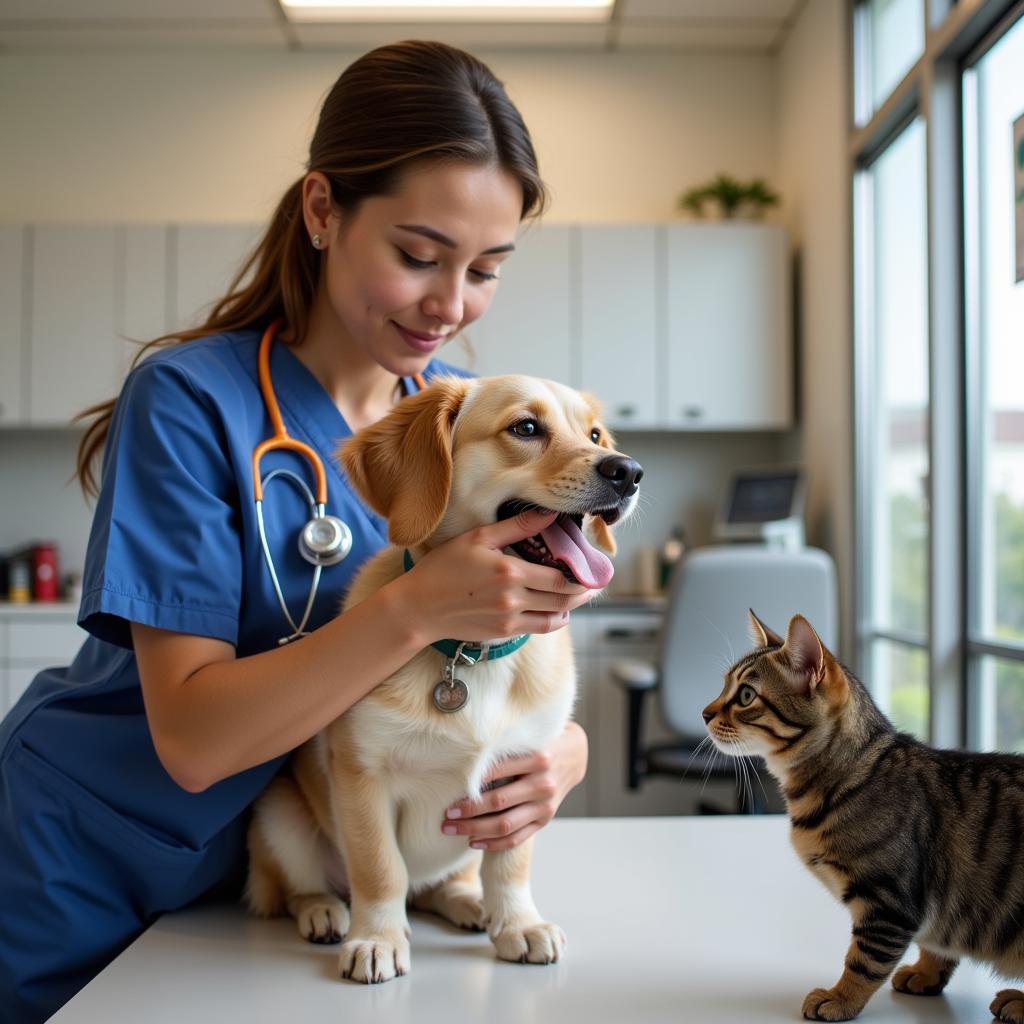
433,677,469,713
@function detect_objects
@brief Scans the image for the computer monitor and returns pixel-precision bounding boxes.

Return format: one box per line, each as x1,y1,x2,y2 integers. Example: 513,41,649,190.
714,466,806,548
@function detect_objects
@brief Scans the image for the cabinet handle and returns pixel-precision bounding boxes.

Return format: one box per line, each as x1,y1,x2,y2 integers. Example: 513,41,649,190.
682,405,703,419
616,404,636,418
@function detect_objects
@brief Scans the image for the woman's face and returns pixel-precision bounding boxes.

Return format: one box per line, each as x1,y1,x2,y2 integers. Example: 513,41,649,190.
307,161,524,377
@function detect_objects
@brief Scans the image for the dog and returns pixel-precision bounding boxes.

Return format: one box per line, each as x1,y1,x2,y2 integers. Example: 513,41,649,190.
244,373,643,983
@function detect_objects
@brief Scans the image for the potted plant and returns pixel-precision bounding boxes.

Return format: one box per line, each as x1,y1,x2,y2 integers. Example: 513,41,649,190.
679,174,780,220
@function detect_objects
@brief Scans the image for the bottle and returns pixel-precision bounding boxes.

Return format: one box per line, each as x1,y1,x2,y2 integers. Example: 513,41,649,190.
8,556,31,604
32,543,59,602
659,527,686,591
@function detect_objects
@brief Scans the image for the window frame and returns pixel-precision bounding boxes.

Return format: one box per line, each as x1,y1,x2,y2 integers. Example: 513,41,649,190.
961,9,1024,747
851,0,1021,746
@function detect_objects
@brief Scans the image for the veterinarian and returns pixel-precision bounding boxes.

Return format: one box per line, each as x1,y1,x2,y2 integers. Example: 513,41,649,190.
0,41,595,1022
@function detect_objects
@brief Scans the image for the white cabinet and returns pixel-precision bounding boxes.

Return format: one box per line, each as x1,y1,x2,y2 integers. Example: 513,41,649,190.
443,225,573,384
1,220,792,432
173,224,262,332
665,223,792,430
119,226,170,378
564,604,695,817
0,227,25,424
30,226,121,426
0,608,87,715
578,225,660,430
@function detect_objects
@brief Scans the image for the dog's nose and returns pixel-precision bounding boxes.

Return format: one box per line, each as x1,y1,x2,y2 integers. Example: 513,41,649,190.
597,455,644,498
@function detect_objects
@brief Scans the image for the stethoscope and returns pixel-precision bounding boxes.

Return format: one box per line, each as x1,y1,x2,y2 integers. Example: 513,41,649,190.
253,320,425,644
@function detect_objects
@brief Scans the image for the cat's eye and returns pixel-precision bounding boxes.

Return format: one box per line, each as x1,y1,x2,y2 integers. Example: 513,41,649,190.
737,684,757,707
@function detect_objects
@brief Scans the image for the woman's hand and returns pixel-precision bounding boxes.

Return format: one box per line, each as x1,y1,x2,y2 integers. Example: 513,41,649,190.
397,509,597,644
440,721,589,851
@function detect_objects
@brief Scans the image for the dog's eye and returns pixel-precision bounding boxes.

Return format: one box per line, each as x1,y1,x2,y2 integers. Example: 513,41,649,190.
510,419,541,438
590,428,601,444
738,684,757,707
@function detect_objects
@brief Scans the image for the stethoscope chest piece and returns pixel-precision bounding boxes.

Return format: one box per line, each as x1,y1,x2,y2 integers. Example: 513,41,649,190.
299,514,352,566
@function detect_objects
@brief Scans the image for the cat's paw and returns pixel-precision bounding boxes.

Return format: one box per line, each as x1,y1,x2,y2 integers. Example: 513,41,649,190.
492,921,566,964
297,898,349,944
338,934,410,984
802,987,865,1021
991,989,1024,1023
892,961,951,996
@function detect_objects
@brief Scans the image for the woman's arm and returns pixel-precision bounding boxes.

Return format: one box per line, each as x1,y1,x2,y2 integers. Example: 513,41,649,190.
134,509,593,792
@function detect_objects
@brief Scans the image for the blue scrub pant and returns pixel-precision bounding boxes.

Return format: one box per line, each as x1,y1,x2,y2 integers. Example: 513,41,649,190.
0,738,241,1023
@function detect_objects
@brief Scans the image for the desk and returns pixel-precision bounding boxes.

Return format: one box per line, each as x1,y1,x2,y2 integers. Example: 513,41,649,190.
53,816,998,1023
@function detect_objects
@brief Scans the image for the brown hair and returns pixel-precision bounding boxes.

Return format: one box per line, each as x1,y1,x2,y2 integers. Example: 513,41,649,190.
76,39,548,496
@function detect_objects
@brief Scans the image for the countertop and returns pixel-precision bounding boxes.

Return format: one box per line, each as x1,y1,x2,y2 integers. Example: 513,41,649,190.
52,815,1002,1023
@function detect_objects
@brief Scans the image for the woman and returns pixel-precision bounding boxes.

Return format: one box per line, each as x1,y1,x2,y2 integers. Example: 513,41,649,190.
0,40,592,1021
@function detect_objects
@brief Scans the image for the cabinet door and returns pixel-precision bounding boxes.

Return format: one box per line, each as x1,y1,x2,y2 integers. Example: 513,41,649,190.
665,224,792,430
173,224,262,332
579,225,659,429
0,227,26,424
30,226,120,426
444,225,572,384
118,226,169,379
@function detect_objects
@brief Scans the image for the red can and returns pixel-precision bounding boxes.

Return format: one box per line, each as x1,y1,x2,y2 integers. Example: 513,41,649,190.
32,543,59,602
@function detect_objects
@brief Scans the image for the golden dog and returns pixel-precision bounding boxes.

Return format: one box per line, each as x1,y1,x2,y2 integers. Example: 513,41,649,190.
244,374,642,983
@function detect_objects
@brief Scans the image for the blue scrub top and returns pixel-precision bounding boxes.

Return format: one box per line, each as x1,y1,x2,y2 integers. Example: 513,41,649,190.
0,326,470,1020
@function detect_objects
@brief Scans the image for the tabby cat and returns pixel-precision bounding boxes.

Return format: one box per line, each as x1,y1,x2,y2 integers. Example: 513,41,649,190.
703,610,1024,1023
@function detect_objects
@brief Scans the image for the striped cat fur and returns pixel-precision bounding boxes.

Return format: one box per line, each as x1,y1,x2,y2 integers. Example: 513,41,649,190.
703,610,1024,1023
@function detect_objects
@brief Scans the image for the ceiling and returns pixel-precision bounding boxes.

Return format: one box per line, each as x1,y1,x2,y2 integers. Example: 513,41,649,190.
0,0,805,53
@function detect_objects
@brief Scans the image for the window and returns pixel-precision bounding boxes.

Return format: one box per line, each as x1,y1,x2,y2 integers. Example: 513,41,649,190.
964,15,1024,751
852,0,1023,749
855,117,931,738
855,0,926,123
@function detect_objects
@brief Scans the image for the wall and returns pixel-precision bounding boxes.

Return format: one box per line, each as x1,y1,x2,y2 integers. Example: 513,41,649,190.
0,46,792,596
0,49,779,223
776,0,853,660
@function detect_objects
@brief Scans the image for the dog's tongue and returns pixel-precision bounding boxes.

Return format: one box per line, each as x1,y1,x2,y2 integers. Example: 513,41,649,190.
540,515,614,590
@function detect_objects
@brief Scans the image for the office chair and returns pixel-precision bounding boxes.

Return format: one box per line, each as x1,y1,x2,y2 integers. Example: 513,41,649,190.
611,544,838,813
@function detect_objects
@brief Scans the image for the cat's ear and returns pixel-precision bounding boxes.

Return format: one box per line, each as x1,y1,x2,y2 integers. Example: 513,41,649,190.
784,615,847,704
748,609,784,648
785,615,823,677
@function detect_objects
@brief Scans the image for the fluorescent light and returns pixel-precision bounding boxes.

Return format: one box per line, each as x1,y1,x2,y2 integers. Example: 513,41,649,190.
280,0,614,23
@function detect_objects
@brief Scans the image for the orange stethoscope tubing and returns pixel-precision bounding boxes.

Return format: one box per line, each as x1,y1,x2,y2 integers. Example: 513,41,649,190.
253,319,426,500
253,319,426,643
254,320,327,504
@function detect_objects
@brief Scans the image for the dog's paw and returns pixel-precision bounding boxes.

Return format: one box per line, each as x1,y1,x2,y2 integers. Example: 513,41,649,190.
338,935,410,984
801,987,865,1021
992,989,1024,1023
891,961,951,996
296,898,349,944
492,921,565,964
432,887,487,932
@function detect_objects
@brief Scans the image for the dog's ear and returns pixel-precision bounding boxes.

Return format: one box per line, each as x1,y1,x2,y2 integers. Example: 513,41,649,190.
586,515,616,557
340,376,472,546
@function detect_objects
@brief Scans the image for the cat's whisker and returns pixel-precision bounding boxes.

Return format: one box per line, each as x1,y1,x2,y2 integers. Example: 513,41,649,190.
739,740,771,807
745,756,760,810
699,744,722,796
681,735,714,780
734,747,752,812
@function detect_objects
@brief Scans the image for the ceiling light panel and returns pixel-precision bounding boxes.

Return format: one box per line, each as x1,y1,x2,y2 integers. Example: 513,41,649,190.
280,0,614,23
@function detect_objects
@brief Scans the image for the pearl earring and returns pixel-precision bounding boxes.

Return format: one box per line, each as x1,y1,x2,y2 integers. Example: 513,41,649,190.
312,234,322,249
